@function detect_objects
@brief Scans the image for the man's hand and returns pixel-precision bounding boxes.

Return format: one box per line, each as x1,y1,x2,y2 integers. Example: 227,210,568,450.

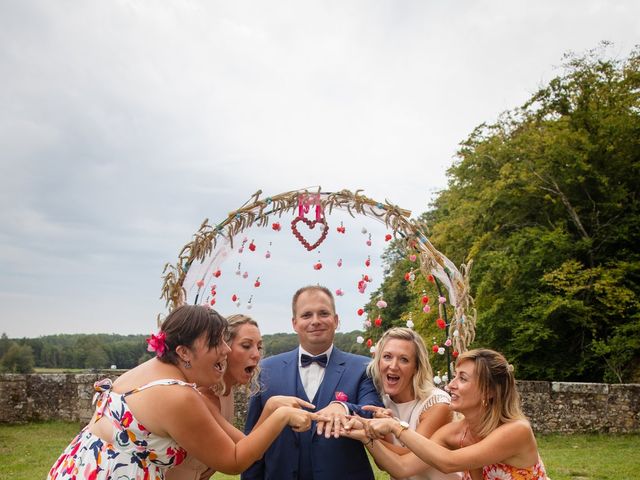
315,402,350,438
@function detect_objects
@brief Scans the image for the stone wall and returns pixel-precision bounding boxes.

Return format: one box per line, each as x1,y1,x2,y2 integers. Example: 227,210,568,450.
0,373,110,425
2,373,639,434
518,380,640,434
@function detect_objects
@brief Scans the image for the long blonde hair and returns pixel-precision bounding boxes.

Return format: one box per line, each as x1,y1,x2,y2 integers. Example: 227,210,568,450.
367,327,435,401
457,348,524,438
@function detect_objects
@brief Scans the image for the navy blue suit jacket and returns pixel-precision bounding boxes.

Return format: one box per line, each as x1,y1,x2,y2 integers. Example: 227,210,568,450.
241,347,382,480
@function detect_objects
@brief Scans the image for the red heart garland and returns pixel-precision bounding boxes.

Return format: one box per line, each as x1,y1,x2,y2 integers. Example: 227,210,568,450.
291,217,329,251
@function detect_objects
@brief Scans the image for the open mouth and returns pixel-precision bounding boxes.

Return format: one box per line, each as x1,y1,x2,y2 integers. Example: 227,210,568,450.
385,374,400,386
244,365,257,375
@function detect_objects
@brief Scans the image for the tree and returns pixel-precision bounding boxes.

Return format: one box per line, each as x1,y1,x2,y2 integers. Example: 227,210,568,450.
1,343,35,373
375,43,640,382
0,333,10,358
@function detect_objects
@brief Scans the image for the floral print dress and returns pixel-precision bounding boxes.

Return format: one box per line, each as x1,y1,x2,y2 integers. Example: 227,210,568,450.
48,378,195,480
461,459,548,480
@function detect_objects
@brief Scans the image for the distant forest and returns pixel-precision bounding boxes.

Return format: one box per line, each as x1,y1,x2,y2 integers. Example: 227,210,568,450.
0,331,369,373
3,45,638,383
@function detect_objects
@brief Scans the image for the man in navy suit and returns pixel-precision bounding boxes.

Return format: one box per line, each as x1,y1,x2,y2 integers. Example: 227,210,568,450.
242,285,382,480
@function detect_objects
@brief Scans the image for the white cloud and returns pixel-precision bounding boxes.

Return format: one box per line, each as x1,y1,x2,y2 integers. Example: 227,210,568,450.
0,0,638,337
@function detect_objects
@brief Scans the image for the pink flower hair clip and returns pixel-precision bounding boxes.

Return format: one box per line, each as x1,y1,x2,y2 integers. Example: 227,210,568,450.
146,331,167,357
335,391,348,402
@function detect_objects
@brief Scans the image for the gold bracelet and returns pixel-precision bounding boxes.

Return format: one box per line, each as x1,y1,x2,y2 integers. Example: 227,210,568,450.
395,419,410,440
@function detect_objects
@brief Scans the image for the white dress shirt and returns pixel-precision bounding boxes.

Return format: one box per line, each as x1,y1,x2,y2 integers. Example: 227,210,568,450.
298,345,333,401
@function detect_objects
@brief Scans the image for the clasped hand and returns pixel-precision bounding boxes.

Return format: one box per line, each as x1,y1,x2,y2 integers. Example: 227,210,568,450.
274,398,397,440
313,404,397,440
338,415,399,443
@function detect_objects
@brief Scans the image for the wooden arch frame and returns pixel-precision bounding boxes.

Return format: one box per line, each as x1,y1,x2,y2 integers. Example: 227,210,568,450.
160,187,476,355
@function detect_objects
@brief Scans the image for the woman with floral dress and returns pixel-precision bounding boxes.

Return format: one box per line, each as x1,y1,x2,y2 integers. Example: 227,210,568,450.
167,314,313,480
48,305,320,479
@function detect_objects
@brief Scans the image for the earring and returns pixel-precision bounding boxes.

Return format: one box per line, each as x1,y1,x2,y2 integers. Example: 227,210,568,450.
183,360,191,369
482,398,487,407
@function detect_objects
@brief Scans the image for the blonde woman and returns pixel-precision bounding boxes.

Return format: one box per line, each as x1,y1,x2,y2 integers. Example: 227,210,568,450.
168,314,312,480
345,349,549,480
364,327,461,480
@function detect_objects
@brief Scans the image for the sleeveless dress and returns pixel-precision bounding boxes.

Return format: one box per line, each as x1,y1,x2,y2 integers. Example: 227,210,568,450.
48,378,195,480
459,426,549,480
461,460,548,479
384,388,462,480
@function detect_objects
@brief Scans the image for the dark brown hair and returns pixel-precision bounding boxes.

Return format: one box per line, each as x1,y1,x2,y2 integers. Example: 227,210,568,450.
157,305,228,365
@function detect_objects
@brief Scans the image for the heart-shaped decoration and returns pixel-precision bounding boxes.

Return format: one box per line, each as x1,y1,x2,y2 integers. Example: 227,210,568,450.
291,217,329,251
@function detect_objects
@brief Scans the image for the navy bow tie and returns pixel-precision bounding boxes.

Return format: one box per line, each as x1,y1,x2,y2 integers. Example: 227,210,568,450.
300,353,328,368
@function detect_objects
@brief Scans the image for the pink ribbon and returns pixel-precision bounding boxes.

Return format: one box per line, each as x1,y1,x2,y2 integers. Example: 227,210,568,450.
297,193,322,221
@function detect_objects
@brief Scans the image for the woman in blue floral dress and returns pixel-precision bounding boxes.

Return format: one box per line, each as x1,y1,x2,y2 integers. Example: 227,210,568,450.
48,305,319,479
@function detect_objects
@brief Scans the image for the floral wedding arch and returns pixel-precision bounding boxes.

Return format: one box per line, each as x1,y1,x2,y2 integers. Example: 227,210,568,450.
160,188,476,373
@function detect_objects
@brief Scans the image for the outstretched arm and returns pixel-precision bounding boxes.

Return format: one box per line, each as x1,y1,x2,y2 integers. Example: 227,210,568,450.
256,395,315,428
164,388,321,475
363,417,538,473
341,417,444,478
316,362,384,438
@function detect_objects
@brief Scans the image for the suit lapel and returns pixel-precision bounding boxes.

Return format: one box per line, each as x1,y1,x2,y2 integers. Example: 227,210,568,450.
282,348,305,398
315,348,346,405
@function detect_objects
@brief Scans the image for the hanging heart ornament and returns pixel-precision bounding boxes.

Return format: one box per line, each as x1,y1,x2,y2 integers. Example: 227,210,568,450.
291,217,329,251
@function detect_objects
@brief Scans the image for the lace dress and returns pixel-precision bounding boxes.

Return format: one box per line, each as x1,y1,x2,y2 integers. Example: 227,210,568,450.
48,378,195,480
384,388,462,480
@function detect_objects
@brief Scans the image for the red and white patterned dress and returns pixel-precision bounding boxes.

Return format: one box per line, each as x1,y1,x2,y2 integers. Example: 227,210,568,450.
48,378,195,480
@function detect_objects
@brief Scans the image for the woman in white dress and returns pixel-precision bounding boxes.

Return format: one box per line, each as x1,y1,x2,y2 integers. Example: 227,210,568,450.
363,327,462,480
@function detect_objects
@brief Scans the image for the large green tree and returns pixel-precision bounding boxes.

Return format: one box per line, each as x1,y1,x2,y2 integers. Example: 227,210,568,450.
376,44,640,382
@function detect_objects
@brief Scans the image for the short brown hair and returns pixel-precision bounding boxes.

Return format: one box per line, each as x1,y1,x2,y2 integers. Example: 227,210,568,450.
157,305,227,366
291,285,336,317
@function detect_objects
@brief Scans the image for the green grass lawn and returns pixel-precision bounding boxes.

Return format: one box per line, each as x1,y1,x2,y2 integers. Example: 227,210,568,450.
1,421,639,479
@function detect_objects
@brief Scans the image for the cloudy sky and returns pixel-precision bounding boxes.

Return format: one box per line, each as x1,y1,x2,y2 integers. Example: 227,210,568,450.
1,1,638,338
